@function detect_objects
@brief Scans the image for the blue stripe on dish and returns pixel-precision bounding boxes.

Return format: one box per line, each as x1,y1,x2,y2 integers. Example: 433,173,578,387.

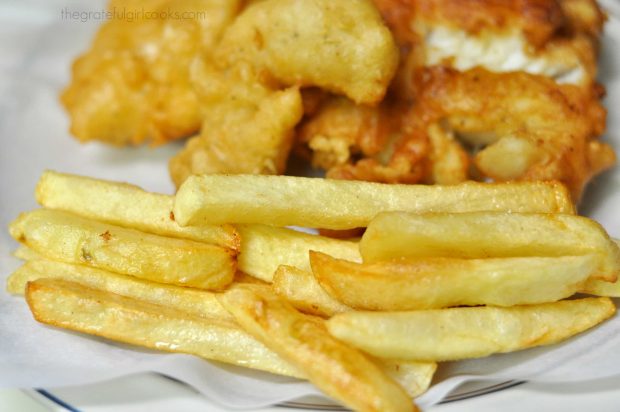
37,379,525,410
280,380,526,409
35,389,81,412
441,380,525,403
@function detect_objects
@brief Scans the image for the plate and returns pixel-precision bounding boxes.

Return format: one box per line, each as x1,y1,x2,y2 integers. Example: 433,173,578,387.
0,1,619,411
11,374,620,412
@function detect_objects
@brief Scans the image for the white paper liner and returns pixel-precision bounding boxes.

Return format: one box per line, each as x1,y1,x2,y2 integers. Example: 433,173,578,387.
1,1,619,409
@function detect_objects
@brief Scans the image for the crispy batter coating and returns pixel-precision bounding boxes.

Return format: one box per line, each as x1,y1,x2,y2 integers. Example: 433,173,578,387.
215,0,399,104
61,0,242,145
410,0,565,46
305,1,609,195
297,96,434,184
298,97,394,171
297,92,471,185
373,0,604,98
301,66,614,199
558,0,606,39
169,60,303,187
407,66,614,200
376,0,608,47
169,0,399,185
372,0,417,46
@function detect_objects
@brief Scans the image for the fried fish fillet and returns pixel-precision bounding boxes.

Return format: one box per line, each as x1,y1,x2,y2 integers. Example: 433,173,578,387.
298,97,435,184
64,0,611,199
169,60,303,187
300,0,608,192
297,93,470,185
215,0,399,105
298,97,396,171
300,66,613,199
413,0,599,84
64,0,400,177
170,0,399,185
61,0,242,145
407,66,614,200
373,0,604,100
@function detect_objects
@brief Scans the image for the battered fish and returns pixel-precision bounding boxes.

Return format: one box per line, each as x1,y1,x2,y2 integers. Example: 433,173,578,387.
169,0,399,185
373,0,604,99
215,0,399,104
300,66,614,200
61,0,242,145
407,66,614,200
169,60,303,187
298,95,467,186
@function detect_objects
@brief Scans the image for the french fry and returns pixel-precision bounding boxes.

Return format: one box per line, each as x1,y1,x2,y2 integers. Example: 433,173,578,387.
7,259,232,320
173,175,574,229
273,265,351,317
9,209,235,289
23,275,433,398
14,169,615,404
26,278,301,378
581,279,620,297
378,360,436,399
218,286,417,412
581,239,620,297
236,224,361,282
360,212,620,282
13,246,42,261
327,298,615,362
310,252,596,310
36,171,240,251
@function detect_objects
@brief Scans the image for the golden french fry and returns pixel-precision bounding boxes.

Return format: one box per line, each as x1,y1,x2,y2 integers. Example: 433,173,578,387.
581,239,620,297
9,209,235,289
273,265,350,317
7,259,232,320
360,212,620,282
581,279,620,297
218,286,417,412
173,175,574,229
327,298,615,362
36,171,239,251
377,360,436,399
310,252,596,310
249,265,438,396
13,246,42,261
237,224,360,282
26,278,301,378
23,275,433,397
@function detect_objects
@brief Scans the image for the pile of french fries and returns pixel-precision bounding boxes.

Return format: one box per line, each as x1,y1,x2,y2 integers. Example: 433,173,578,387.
7,171,620,412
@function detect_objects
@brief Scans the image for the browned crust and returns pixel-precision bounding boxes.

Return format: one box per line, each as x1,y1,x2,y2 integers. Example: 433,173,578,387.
406,66,614,200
